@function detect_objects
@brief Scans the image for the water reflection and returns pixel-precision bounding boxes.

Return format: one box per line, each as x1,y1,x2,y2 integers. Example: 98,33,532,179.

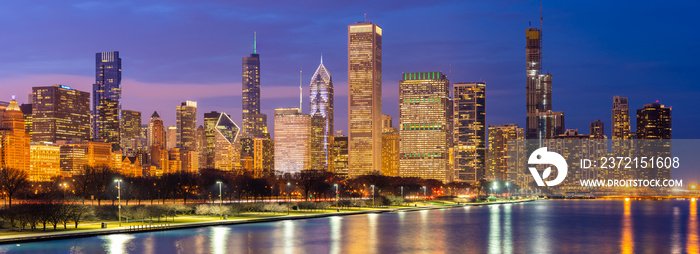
210,226,230,254
330,216,342,254
671,207,682,253
101,234,134,254
621,200,633,254
688,199,698,253
488,205,513,254
283,220,295,254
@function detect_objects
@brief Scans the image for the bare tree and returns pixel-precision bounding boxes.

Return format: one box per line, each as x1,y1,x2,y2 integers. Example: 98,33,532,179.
0,167,29,207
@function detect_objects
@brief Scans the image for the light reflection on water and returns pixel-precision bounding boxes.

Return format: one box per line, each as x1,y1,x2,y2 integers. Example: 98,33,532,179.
2,200,699,253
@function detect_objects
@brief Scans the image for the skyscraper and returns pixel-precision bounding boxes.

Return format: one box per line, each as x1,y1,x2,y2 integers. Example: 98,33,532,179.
399,72,450,183
454,82,486,183
525,21,564,140
242,33,267,139
348,21,382,177
253,137,274,177
148,111,164,147
203,111,222,169
274,108,310,174
32,85,90,143
93,51,122,150
590,119,604,138
612,96,631,139
486,124,524,182
0,97,30,174
381,114,399,177
176,101,197,150
637,102,671,139
309,57,334,171
166,126,177,149
212,112,241,172
120,110,141,151
332,134,349,177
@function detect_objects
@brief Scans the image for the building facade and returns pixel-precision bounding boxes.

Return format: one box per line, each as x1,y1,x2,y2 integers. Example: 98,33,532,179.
486,124,524,182
32,85,90,143
348,21,382,177
399,72,451,183
454,82,486,183
92,51,122,150
120,110,141,151
274,108,310,174
242,38,267,139
309,57,334,171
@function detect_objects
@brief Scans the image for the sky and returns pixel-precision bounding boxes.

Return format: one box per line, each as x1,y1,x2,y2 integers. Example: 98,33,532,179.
0,0,698,142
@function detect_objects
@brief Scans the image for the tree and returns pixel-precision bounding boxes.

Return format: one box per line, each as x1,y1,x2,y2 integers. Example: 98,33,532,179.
0,167,29,207
68,204,93,229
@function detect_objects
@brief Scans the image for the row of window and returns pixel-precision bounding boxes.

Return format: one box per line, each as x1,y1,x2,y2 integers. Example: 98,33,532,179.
403,98,441,103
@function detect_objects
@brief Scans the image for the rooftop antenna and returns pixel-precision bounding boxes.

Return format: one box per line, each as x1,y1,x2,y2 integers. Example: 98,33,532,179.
254,31,257,54
364,13,367,22
320,52,323,65
299,68,303,110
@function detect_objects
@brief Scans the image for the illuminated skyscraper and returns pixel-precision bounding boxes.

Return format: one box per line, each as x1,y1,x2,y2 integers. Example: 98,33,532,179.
120,110,141,151
332,134,348,176
399,72,450,183
93,51,122,150
486,124,524,182
637,102,672,140
274,108,310,174
242,33,267,139
148,111,165,147
32,85,91,143
253,137,274,177
212,112,241,172
348,21,382,177
176,101,197,150
309,57,334,171
454,82,486,183
0,97,30,174
203,111,222,169
612,96,631,139
166,126,177,149
381,114,399,177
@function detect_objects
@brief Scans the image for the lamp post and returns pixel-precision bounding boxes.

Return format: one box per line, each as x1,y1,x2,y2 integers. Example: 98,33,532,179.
287,182,291,215
115,179,122,227
400,186,403,198
334,184,339,207
371,185,375,207
61,182,68,200
217,181,223,219
422,186,427,200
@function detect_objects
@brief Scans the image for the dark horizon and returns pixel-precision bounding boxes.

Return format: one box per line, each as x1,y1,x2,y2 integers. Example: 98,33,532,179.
0,1,697,139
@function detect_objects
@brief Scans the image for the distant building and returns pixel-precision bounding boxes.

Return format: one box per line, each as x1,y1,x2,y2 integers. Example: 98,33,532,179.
92,51,122,150
399,72,451,183
454,82,486,183
166,126,177,149
253,137,274,178
590,120,604,138
309,57,334,172
637,102,672,139
120,110,141,151
58,140,112,176
274,108,310,174
242,35,268,139
0,97,30,175
212,112,241,172
612,96,631,139
176,101,197,150
486,124,524,183
332,135,348,176
348,21,383,177
381,114,399,177
32,85,90,143
30,142,61,182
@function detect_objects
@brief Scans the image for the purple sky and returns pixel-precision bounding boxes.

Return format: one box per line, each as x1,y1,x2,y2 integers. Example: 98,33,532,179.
1,0,698,143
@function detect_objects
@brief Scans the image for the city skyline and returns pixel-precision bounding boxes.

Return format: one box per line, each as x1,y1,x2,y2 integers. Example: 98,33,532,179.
0,1,697,140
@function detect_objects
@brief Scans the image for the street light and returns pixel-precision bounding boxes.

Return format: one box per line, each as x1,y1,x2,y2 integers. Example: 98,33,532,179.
114,179,122,227
334,184,339,207
400,186,404,198
217,181,223,219
371,185,375,207
422,186,427,200
287,182,291,215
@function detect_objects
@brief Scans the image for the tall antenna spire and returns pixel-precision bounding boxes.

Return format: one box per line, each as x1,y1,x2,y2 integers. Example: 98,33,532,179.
364,13,367,22
299,68,303,110
254,31,257,54
540,2,543,68
320,53,323,65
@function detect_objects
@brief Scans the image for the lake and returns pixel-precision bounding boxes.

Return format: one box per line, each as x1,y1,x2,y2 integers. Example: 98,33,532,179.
1,199,698,253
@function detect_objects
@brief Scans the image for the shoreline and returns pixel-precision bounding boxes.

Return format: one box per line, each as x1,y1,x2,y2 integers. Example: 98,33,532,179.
0,198,535,245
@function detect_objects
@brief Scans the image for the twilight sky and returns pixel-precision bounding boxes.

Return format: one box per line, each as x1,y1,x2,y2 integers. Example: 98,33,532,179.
1,0,698,141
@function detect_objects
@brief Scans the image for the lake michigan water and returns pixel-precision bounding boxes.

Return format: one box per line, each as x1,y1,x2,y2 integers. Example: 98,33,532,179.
1,200,698,253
